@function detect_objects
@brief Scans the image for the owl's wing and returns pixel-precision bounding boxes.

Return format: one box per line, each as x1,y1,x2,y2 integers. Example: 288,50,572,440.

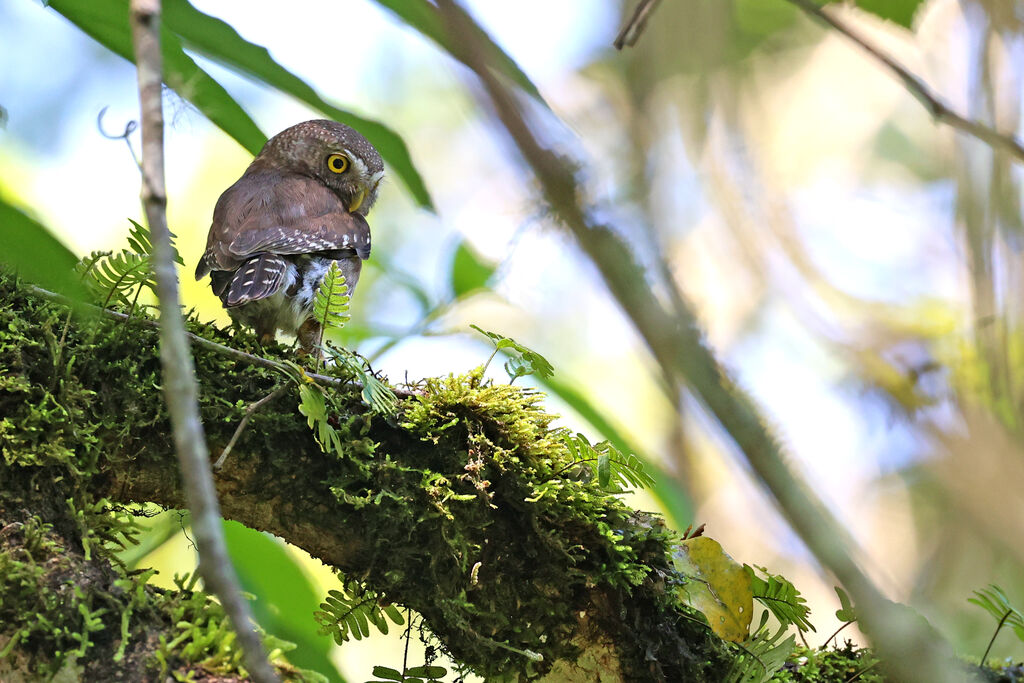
195,172,371,279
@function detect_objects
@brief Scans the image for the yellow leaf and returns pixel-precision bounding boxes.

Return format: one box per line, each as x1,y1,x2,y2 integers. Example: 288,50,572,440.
675,536,753,642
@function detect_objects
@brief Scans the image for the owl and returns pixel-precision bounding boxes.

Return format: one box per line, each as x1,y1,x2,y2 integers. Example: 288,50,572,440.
195,120,384,351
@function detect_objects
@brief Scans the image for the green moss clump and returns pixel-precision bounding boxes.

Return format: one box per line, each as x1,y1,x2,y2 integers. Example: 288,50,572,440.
308,369,730,680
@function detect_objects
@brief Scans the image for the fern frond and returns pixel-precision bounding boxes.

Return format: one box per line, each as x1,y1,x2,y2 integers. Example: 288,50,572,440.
126,218,184,266
297,384,344,457
313,262,350,333
561,432,654,492
471,324,554,382
90,250,153,307
314,580,404,645
322,345,398,416
727,616,796,683
746,565,814,633
970,584,1024,645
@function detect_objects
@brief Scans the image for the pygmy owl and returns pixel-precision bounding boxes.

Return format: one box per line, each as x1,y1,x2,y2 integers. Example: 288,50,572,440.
195,119,383,351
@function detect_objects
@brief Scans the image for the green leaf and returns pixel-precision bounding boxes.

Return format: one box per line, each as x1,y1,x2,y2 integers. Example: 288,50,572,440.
163,0,433,210
223,521,345,682
831,0,925,29
370,667,403,681
450,239,495,299
675,536,754,643
405,667,447,680
127,218,184,266
969,584,1024,640
49,0,267,156
383,605,405,625
315,579,395,644
560,433,655,493
371,0,546,104
834,585,857,623
596,451,611,489
728,623,796,683
0,196,87,301
298,384,329,426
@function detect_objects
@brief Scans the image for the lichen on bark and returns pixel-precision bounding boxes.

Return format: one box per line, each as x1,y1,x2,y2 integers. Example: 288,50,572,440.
0,270,732,681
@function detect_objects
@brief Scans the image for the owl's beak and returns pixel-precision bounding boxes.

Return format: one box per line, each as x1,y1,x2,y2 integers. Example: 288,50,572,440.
348,187,367,213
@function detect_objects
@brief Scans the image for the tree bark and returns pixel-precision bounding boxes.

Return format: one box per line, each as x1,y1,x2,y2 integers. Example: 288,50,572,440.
0,273,731,681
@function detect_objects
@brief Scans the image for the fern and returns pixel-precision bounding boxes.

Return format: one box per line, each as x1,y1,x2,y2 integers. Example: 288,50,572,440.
75,219,183,310
313,261,350,334
471,324,554,383
559,432,654,492
314,579,404,645
745,565,814,633
727,613,796,683
969,584,1024,662
297,383,345,458
321,344,398,416
125,218,184,266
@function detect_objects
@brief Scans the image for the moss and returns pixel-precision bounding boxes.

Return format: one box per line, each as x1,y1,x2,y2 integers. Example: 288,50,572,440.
0,272,312,681
0,270,733,680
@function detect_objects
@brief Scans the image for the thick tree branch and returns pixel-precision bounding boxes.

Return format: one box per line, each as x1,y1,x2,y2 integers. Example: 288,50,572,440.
127,1,277,680
435,1,963,681
1,276,733,681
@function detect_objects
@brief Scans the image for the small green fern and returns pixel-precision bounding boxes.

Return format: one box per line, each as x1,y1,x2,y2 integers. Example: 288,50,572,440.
297,383,345,458
321,344,398,416
727,613,796,683
76,219,183,311
471,324,554,383
314,579,404,645
746,565,814,633
969,584,1024,662
313,261,350,334
559,432,654,492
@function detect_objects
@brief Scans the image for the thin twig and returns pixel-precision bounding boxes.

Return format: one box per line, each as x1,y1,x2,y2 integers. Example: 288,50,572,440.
127,1,279,681
436,1,963,680
787,0,1024,163
97,106,142,170
823,620,853,648
213,383,291,470
613,0,662,50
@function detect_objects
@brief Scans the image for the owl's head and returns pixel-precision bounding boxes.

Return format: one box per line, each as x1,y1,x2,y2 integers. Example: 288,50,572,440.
255,119,385,216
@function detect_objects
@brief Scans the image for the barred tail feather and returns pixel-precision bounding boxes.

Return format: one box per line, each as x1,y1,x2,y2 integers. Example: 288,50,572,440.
222,254,287,307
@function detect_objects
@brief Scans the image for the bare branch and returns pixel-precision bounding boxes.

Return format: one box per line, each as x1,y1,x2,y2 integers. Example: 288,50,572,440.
613,0,662,50
787,0,1024,163
127,1,278,681
435,1,963,680
213,383,291,470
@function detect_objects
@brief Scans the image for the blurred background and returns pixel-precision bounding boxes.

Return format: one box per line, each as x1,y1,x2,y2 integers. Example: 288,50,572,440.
2,0,1023,678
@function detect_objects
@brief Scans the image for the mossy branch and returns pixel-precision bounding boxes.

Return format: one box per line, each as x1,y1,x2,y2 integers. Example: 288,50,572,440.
0,274,732,681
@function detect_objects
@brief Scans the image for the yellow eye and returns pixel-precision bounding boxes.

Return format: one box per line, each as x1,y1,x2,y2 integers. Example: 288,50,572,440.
327,153,350,174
